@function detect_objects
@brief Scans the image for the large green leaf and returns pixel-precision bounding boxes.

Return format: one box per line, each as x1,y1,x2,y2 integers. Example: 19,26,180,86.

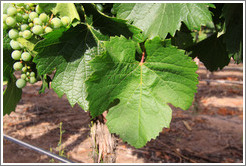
3,30,14,82
222,3,243,63
34,27,68,75
189,33,230,71
113,3,213,39
86,36,198,148
34,25,98,110
3,76,22,115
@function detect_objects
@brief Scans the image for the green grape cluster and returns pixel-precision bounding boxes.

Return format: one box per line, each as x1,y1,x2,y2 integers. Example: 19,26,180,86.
3,3,72,89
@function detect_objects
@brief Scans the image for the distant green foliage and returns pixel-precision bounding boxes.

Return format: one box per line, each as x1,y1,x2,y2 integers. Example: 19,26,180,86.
222,4,243,63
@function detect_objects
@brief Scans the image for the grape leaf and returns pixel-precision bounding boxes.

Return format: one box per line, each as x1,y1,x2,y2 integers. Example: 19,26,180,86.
33,27,68,75
171,24,194,50
222,3,243,63
3,30,14,82
180,3,214,30
189,33,230,72
82,3,144,43
17,38,37,55
3,76,22,115
38,3,57,14
113,3,213,39
34,25,99,110
51,3,80,22
171,31,194,50
86,36,198,148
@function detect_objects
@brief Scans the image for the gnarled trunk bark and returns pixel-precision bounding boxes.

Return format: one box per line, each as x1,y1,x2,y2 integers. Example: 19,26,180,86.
90,112,116,163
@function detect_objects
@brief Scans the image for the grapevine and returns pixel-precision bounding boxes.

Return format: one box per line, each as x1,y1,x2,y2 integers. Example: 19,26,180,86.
3,3,243,152
3,3,72,89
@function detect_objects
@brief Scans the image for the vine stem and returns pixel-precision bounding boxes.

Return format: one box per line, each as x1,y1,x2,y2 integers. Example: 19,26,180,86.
44,13,54,29
140,52,145,65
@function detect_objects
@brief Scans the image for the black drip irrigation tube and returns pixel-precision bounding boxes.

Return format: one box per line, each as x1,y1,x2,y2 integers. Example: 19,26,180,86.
3,134,74,163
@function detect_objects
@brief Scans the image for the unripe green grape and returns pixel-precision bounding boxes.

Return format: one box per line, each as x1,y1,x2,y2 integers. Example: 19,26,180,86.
20,24,29,31
32,25,43,35
61,16,71,27
29,22,34,28
25,77,29,82
8,29,19,39
6,17,16,27
35,5,43,14
30,72,35,77
7,7,17,16
29,76,37,84
10,40,21,50
13,62,23,71
3,14,8,23
44,26,53,33
96,4,103,12
11,50,22,60
21,73,27,80
22,30,32,39
16,79,26,88
29,12,38,20
33,18,42,25
22,13,29,20
51,17,62,29
19,31,23,37
22,66,27,72
39,13,49,23
27,66,31,69
21,52,32,61
26,72,30,76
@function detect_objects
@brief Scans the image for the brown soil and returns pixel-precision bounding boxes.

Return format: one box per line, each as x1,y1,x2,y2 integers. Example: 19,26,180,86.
3,61,244,163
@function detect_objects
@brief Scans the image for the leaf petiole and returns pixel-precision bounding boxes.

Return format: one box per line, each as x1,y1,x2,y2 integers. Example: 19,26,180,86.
140,52,145,64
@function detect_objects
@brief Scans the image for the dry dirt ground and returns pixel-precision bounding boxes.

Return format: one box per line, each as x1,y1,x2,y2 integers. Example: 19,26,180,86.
3,62,244,163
